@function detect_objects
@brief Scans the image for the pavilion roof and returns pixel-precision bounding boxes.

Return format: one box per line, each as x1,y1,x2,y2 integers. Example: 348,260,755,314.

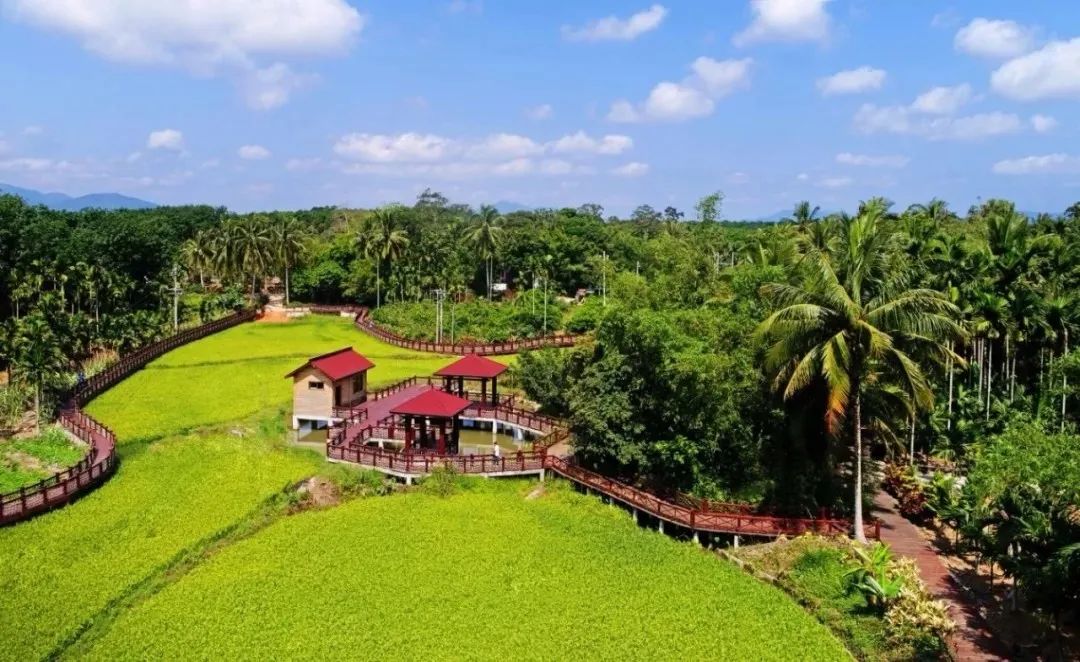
391,388,472,418
285,347,374,381
434,354,508,379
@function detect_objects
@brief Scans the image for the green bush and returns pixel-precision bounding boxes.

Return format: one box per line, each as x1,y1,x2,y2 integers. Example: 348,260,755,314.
371,298,563,343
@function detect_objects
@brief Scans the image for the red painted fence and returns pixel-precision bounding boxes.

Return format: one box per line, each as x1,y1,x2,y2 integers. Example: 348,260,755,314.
309,304,583,355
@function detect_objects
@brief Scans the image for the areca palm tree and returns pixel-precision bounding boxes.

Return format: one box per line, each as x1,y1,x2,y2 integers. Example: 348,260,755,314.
756,203,964,542
361,207,410,308
273,216,307,305
465,205,504,300
11,313,66,433
232,216,273,298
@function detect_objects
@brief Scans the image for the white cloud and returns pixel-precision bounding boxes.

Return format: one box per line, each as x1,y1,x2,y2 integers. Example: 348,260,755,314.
854,104,1023,141
992,153,1080,175
690,56,754,96
608,57,751,122
21,125,44,136
285,157,322,171
7,0,363,109
911,84,973,114
0,157,57,172
241,63,314,110
836,152,909,168
817,66,886,95
818,176,853,189
466,133,544,160
550,131,633,155
562,4,668,42
612,162,649,177
955,18,1035,59
147,129,184,150
991,38,1080,101
525,104,553,120
796,172,809,181
334,133,454,162
238,144,271,160
734,0,831,47
1030,114,1058,133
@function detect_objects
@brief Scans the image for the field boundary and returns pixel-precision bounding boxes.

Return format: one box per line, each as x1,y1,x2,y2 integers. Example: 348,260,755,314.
309,304,584,355
0,310,256,526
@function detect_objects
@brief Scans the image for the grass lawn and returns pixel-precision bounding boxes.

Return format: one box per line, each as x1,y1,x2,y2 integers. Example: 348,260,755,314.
79,480,847,661
0,426,87,493
85,315,472,445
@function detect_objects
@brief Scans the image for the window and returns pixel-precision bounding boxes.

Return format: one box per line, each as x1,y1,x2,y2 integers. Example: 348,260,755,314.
308,380,324,390
352,374,362,393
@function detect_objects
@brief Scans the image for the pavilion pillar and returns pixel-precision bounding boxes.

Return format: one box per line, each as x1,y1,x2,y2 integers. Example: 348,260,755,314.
457,376,464,398
419,417,428,449
437,419,446,454
452,416,461,453
491,377,498,407
404,415,414,452
481,378,487,404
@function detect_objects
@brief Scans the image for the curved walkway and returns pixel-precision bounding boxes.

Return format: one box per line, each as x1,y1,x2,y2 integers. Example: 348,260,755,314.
873,491,1009,661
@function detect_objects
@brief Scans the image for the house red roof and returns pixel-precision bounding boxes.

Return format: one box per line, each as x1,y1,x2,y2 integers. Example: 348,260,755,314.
434,354,508,379
285,347,374,381
391,388,471,418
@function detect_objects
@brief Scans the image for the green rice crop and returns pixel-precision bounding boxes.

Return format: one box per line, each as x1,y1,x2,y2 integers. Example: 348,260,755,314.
85,315,467,445
0,429,325,662
81,480,847,661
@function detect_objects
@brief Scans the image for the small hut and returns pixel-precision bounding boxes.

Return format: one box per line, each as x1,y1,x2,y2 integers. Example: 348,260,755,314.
286,347,374,432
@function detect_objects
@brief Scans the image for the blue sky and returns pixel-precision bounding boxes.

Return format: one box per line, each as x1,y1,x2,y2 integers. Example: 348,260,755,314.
0,0,1077,217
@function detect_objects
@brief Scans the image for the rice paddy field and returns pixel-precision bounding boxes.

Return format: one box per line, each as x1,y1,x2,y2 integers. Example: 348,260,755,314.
0,316,847,661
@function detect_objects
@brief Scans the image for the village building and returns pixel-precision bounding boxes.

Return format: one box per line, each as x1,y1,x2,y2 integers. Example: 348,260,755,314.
285,347,373,433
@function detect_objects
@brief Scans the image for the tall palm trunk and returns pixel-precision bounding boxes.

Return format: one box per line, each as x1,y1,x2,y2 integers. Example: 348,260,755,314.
909,413,916,465
1062,328,1069,433
986,340,993,420
853,391,867,544
284,266,290,306
947,343,954,430
376,261,381,308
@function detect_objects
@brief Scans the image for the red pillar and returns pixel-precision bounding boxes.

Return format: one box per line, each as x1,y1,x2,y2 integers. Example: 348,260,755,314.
437,419,446,454
404,416,413,452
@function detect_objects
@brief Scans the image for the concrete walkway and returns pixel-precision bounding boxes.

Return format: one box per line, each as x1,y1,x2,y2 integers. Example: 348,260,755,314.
874,491,1009,661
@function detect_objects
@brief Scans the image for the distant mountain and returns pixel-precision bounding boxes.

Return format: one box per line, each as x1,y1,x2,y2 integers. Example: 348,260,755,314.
493,200,531,214
0,182,157,211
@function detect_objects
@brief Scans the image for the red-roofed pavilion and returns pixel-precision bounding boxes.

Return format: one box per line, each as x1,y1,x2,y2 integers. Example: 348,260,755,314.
390,389,472,454
434,355,508,407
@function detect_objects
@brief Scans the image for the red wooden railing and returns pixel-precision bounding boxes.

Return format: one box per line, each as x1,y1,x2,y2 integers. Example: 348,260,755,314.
308,304,584,355
0,409,117,525
1,310,256,526
544,456,881,540
327,444,547,475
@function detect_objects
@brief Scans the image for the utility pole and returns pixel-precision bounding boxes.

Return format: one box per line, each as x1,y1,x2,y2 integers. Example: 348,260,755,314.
542,276,548,335
170,263,182,332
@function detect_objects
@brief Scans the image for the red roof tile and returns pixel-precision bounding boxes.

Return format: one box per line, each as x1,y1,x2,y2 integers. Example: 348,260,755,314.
286,347,374,381
434,354,508,379
390,388,471,418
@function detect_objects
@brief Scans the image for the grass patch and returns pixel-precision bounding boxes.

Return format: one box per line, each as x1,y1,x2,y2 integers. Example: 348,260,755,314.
80,480,847,661
733,535,895,660
85,315,460,445
0,426,86,492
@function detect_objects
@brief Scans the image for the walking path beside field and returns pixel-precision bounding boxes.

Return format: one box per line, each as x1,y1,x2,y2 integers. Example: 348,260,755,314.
874,491,1009,661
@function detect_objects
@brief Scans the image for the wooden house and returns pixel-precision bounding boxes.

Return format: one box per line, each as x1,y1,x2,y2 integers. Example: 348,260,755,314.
286,347,374,433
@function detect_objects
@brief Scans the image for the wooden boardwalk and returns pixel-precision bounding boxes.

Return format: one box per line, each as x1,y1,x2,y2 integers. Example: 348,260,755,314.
874,492,1009,661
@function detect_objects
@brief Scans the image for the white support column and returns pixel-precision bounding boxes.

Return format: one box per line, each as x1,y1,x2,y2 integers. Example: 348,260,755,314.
658,520,665,534
692,532,700,546
733,535,740,549
633,509,639,524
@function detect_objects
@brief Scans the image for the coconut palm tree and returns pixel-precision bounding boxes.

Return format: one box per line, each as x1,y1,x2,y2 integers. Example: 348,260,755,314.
787,200,821,228
465,205,504,300
231,216,273,298
179,229,215,288
361,207,410,308
756,202,964,542
273,216,307,306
